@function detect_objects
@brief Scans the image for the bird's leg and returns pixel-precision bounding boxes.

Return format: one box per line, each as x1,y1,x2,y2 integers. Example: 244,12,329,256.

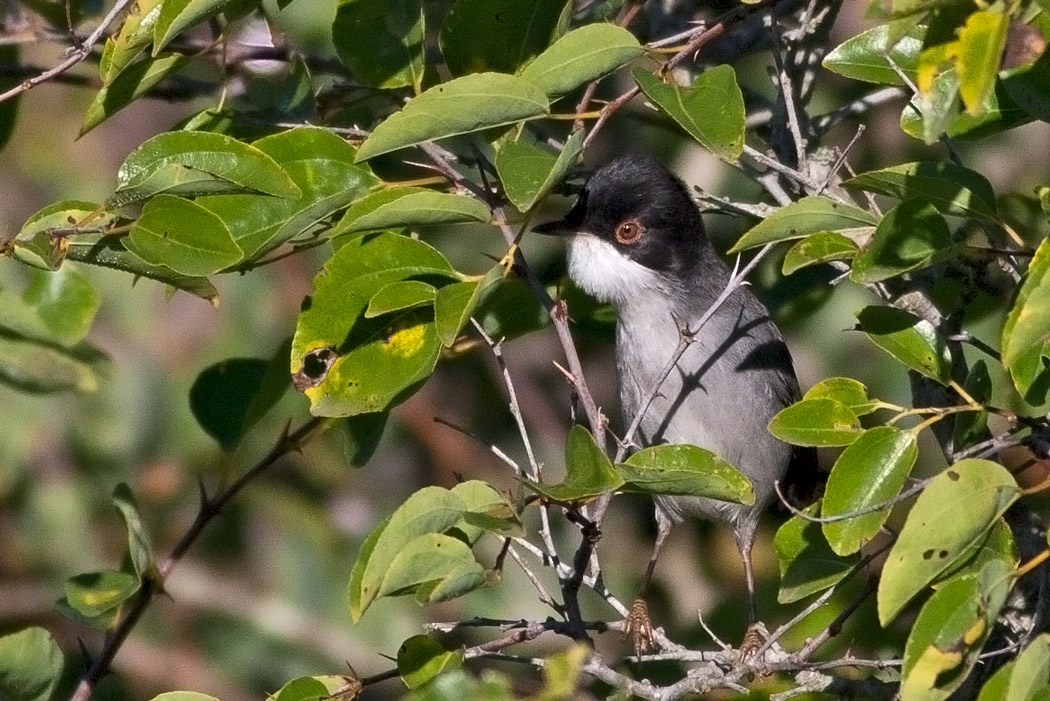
737,533,766,660
623,508,674,656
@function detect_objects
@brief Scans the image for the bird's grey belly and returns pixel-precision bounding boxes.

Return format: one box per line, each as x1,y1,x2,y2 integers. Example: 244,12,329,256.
616,311,793,529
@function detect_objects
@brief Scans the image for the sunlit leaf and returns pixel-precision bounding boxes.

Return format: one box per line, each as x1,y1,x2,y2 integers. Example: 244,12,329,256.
124,195,244,276
1002,238,1050,404
616,444,754,504
850,199,952,283
768,398,864,447
398,636,464,689
730,196,877,253
782,232,858,275
856,306,952,384
775,502,859,604
519,23,642,96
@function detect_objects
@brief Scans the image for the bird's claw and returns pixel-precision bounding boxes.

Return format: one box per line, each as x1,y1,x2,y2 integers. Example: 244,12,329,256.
738,623,766,664
623,597,656,657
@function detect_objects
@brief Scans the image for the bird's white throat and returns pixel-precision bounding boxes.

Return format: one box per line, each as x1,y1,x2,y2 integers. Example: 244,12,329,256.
567,235,668,307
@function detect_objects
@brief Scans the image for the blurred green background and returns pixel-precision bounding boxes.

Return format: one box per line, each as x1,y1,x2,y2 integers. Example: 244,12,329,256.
3,0,1050,698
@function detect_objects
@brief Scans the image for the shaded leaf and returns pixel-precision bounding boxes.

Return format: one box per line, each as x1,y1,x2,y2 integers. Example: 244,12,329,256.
730,196,877,253
878,459,1019,624
843,161,998,221
64,570,140,617
153,0,242,52
112,482,154,577
519,23,643,96
332,0,424,91
0,333,110,394
775,502,859,604
496,129,584,212
367,280,437,318
19,265,100,346
634,66,745,161
856,306,952,383
356,73,549,161
13,200,120,271
822,426,918,556
782,232,858,275
189,356,288,451
398,636,464,689
524,425,622,502
337,412,388,467
851,199,953,283
380,532,487,603
434,266,504,346
440,0,568,77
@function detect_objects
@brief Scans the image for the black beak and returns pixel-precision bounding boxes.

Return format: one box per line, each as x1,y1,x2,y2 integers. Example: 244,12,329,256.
532,218,576,236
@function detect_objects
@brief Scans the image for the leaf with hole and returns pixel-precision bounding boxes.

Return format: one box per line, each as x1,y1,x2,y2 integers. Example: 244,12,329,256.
877,459,1019,624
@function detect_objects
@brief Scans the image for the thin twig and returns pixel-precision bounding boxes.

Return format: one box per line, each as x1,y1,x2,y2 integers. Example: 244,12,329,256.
0,0,135,104
68,417,329,701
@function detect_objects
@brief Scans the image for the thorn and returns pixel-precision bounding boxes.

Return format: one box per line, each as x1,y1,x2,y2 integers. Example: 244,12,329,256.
551,360,576,385
77,637,93,667
196,477,209,508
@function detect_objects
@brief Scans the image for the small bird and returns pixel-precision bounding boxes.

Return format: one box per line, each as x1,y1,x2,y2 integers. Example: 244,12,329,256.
534,155,808,647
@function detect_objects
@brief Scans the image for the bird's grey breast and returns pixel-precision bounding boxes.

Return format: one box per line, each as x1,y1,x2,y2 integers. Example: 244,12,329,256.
615,288,797,524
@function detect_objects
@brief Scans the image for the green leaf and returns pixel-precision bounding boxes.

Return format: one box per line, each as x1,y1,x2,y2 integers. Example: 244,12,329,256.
540,645,589,700
633,65,745,161
0,628,64,701
856,305,952,383
978,661,1015,701
398,635,465,689
153,0,241,52
933,516,1018,587
775,502,859,604
337,412,388,467
475,279,549,340
269,676,331,701
802,377,881,415
434,266,504,346
1008,634,1050,701
13,200,121,271
768,398,864,447
843,161,998,222
729,196,877,253
901,561,1012,701
189,354,289,451
332,0,424,91
0,333,110,394
199,128,378,261
150,693,222,701
850,199,952,283
901,77,1030,142
452,480,521,543
382,532,487,604
822,426,918,556
65,569,140,617
81,53,192,136
98,0,162,82
495,129,584,212
953,360,992,451
348,486,469,621
519,23,643,96
439,0,568,77
616,444,754,504
356,73,549,161
124,194,244,276
20,265,101,346
822,22,925,85
112,482,155,577
334,188,490,235
1002,237,1050,405
291,233,458,417
1003,50,1050,123
955,9,1009,116
878,459,1020,624
782,232,858,275
367,280,437,318
110,130,301,207
63,233,219,303
524,425,622,502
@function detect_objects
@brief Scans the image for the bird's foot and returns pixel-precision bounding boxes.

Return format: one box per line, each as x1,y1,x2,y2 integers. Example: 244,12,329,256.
623,597,655,657
738,622,766,663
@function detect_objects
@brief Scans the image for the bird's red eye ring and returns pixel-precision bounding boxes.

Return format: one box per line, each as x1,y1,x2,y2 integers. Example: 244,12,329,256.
615,218,644,244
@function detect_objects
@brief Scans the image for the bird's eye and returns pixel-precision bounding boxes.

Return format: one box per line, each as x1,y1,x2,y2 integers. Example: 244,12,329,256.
615,219,644,244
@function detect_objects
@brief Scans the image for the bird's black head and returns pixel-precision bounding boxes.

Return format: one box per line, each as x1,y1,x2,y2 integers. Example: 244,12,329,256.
534,155,705,276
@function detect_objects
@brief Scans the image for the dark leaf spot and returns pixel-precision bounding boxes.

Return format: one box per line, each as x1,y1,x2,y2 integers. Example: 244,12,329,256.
923,549,935,560
947,470,960,481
